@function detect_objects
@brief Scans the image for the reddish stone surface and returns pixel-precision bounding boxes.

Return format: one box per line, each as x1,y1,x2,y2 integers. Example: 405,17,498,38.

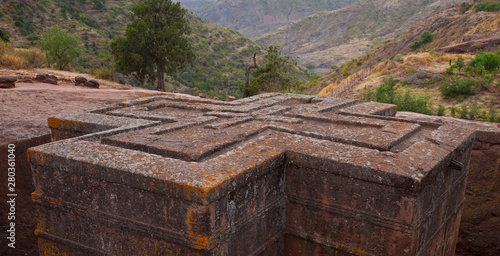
29,93,475,255
74,76,87,86
0,75,17,88
436,37,500,54
396,112,500,256
83,79,99,88
0,82,169,256
34,73,58,85
0,136,50,256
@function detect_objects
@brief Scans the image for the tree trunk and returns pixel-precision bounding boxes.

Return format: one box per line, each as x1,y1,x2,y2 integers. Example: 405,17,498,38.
243,53,258,98
156,63,166,91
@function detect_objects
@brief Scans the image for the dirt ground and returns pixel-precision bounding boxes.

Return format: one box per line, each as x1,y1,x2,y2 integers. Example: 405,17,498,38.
0,81,183,143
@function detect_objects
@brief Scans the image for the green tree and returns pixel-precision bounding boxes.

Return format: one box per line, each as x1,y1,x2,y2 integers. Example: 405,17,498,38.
468,51,500,74
410,31,433,50
244,45,296,97
0,29,9,43
110,0,194,91
37,25,81,70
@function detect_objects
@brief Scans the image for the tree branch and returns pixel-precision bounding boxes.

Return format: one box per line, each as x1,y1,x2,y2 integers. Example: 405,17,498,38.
243,53,258,98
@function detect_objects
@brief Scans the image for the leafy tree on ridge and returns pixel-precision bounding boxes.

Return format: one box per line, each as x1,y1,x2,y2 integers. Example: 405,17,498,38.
244,45,297,97
37,25,81,70
110,0,194,91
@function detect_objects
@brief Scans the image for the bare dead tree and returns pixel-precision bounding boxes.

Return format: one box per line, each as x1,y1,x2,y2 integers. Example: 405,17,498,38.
243,53,258,98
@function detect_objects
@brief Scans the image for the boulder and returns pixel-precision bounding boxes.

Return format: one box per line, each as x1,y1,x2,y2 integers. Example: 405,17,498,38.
228,96,236,101
436,36,500,54
75,76,87,86
34,74,58,85
0,75,17,88
83,79,99,89
199,93,207,98
212,96,219,100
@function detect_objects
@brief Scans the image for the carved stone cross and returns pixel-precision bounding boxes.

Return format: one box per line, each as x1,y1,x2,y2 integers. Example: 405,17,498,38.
29,93,474,255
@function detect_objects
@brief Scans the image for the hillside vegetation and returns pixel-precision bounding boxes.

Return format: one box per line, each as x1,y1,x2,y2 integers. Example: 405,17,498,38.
0,0,312,98
310,3,500,94
255,0,466,73
314,3,500,123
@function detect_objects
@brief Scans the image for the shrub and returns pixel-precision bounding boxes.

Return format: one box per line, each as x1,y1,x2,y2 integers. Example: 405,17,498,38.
363,76,434,115
416,70,427,79
410,31,433,50
437,104,446,116
394,54,404,62
342,69,350,77
439,78,476,98
488,108,499,122
468,51,500,74
459,105,469,119
431,74,443,83
13,48,45,68
460,2,470,13
0,54,27,69
0,29,9,43
0,42,45,69
90,67,113,80
0,41,11,56
456,55,465,70
404,75,418,85
476,75,493,91
475,2,500,12
446,65,456,75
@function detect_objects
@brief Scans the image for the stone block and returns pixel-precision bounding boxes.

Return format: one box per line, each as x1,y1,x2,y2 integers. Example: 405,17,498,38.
34,74,58,85
28,93,475,255
74,76,87,86
80,79,99,88
0,75,17,88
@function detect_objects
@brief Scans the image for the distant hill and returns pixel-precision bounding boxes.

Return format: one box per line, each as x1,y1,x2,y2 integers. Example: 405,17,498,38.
192,0,358,38
255,0,466,73
0,0,312,98
309,3,500,94
175,0,217,13
308,3,500,126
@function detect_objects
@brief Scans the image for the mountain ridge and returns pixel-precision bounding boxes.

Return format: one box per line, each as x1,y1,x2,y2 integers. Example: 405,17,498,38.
187,0,358,38
255,0,467,73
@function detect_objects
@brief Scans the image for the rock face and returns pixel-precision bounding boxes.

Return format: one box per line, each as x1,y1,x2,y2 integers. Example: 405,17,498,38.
436,37,500,54
29,93,474,255
34,74,58,85
396,111,500,256
0,75,17,88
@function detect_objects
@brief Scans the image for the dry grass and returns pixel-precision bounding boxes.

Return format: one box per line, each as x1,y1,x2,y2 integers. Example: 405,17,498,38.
0,42,46,70
318,82,338,97
318,68,371,97
464,12,500,37
403,52,473,65
0,55,27,69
